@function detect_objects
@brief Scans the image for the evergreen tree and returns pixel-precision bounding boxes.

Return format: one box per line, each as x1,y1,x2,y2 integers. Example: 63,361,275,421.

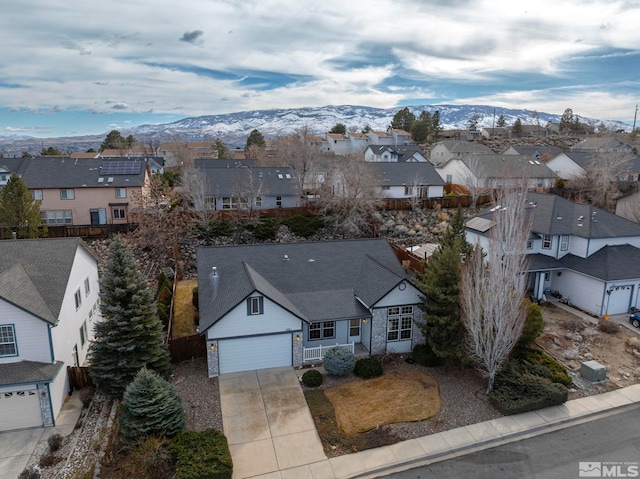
410,119,429,142
100,130,136,152
560,108,574,132
329,123,347,135
245,129,266,150
431,110,443,141
512,118,523,138
119,368,185,443
213,138,228,159
496,114,506,127
0,173,46,239
390,107,415,131
88,237,171,399
417,208,470,364
40,146,62,156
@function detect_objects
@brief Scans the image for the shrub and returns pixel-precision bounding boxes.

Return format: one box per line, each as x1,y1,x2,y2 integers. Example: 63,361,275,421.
517,349,572,385
47,433,64,452
561,319,583,332
18,466,41,479
157,286,173,308
251,217,280,240
490,366,568,415
323,347,356,377
38,453,64,468
170,429,233,479
78,386,95,407
353,358,383,379
156,303,169,329
301,369,323,387
412,343,441,367
282,215,324,237
554,177,565,189
519,300,544,347
598,319,619,334
123,436,171,477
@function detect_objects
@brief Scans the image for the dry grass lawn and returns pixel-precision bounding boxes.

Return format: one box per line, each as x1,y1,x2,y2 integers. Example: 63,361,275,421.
172,280,198,339
324,369,441,435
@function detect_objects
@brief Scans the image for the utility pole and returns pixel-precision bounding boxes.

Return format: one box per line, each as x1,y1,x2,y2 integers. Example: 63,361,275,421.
633,104,638,133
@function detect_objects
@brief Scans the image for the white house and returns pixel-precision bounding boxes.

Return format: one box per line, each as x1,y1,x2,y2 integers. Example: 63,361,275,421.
429,140,494,165
196,239,425,377
364,145,428,163
0,238,102,431
366,162,445,199
545,150,592,180
466,192,640,316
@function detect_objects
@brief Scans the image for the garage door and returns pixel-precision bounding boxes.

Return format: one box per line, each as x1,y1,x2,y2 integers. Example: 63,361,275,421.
607,285,632,315
218,334,291,374
0,387,42,430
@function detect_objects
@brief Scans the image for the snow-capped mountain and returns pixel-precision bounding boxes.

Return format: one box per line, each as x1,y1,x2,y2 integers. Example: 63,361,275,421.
127,104,626,147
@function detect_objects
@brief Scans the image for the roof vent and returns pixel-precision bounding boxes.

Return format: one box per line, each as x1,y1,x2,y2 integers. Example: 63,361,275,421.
283,254,289,261
211,266,218,277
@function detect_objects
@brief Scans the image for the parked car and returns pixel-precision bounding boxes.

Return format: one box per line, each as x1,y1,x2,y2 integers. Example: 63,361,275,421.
630,312,640,328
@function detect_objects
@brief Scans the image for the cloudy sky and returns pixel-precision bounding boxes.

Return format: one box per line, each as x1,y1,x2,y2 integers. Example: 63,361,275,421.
1,0,639,137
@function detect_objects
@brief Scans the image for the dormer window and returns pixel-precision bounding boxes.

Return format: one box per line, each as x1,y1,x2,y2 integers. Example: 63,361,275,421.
247,296,264,315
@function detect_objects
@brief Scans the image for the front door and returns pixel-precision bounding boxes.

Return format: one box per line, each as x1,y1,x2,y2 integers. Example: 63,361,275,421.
349,319,361,343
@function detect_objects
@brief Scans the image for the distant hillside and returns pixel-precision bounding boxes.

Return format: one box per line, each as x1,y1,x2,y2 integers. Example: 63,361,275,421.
0,104,630,156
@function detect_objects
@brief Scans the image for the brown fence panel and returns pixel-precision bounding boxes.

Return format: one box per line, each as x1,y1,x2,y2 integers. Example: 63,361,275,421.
389,243,425,275
168,334,207,363
67,366,94,390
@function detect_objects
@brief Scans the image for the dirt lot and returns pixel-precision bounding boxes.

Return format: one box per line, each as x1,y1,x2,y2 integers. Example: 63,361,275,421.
537,303,640,390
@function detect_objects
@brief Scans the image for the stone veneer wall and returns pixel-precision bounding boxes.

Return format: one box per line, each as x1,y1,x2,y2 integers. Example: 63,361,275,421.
292,333,303,366
412,307,425,349
207,341,219,378
370,308,388,355
38,383,53,427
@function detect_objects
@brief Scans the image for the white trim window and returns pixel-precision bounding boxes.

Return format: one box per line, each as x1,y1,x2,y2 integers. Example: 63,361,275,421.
60,189,75,200
79,320,88,347
84,277,91,296
30,189,43,200
74,288,82,310
308,321,335,340
560,235,569,251
41,210,72,224
0,325,17,357
115,187,126,198
542,234,552,250
112,208,126,220
387,306,413,341
247,296,263,315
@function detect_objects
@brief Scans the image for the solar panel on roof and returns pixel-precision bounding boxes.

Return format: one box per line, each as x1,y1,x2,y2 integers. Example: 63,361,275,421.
100,161,142,175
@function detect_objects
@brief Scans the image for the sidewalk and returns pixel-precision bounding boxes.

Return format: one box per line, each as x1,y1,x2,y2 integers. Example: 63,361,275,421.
245,383,640,479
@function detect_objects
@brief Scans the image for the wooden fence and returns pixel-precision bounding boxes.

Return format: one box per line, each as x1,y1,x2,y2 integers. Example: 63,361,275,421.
379,195,492,211
389,243,426,274
67,366,94,390
168,334,207,363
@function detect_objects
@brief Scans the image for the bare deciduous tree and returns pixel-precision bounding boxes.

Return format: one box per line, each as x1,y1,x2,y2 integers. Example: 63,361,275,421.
319,154,381,237
462,154,491,209
460,182,532,393
269,127,324,195
570,151,632,211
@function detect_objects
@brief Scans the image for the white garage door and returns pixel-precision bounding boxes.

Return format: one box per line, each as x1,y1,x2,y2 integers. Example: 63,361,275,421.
219,334,291,374
608,286,632,315
0,387,42,430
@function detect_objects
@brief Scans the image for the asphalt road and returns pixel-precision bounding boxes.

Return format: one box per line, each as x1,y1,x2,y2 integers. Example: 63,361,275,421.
384,405,640,479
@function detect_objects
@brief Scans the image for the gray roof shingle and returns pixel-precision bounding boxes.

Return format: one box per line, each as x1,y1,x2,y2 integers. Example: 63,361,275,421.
197,239,407,331
366,162,445,187
196,166,299,197
0,360,64,387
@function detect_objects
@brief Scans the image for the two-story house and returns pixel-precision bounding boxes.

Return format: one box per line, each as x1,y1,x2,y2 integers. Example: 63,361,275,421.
19,157,150,226
429,140,494,165
364,145,428,163
465,192,640,316
0,238,102,431
197,239,425,377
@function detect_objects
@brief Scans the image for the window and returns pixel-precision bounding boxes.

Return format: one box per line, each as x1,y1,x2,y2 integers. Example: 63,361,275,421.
41,210,72,224
74,288,82,310
381,186,390,191
387,306,413,341
204,197,216,210
247,296,263,315
560,235,569,251
60,189,75,200
542,235,552,249
112,208,126,219
276,196,282,207
255,196,262,207
0,325,17,356
115,187,126,198
544,271,550,281
446,174,453,184
526,240,533,250
308,321,335,340
79,320,88,347
84,277,90,296
222,197,233,209
30,189,43,200
404,186,413,196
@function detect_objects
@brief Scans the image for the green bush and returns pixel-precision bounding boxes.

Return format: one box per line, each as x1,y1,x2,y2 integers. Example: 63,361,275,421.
490,366,568,415
353,358,383,378
519,300,544,347
252,217,281,240
301,369,323,387
156,303,169,329
196,220,233,239
157,286,172,307
170,429,233,479
323,347,356,376
412,343,441,367
517,349,571,385
282,215,324,237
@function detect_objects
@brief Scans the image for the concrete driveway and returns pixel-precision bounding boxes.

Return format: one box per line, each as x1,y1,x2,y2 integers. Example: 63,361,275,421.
0,428,44,479
219,367,327,478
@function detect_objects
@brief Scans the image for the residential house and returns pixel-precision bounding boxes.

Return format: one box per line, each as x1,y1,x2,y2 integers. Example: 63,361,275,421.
546,150,640,182
366,162,445,199
197,239,425,376
157,141,221,167
365,131,394,146
545,150,592,180
0,238,102,431
194,161,300,210
615,191,640,223
571,137,634,154
480,127,508,139
519,125,550,138
364,145,428,163
439,129,468,141
429,140,494,165
465,192,640,316
0,158,29,186
388,129,414,145
325,133,351,155
19,157,150,226
501,145,562,163
435,154,557,189
347,132,371,151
